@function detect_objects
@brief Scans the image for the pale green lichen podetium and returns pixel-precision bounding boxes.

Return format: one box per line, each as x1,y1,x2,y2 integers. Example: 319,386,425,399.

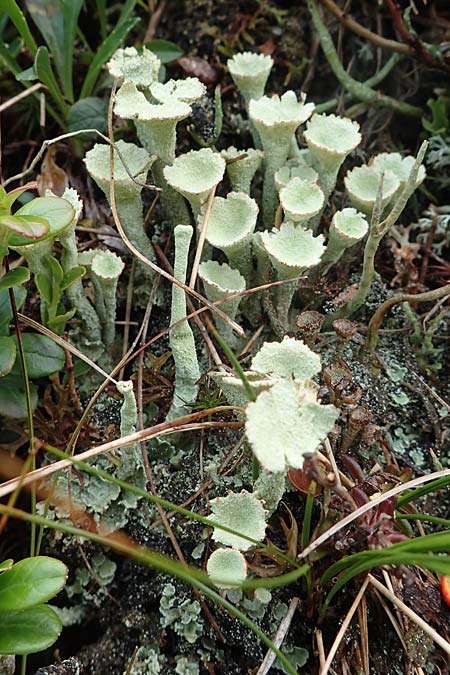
57,188,104,358
167,225,200,420
116,380,142,480
249,91,315,228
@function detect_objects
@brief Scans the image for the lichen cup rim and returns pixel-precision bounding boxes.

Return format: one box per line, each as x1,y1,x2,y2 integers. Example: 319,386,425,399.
91,249,125,280
344,164,400,209
107,46,161,88
163,148,226,199
371,151,426,186
279,177,324,222
304,112,361,158
227,51,274,78
260,220,325,270
249,90,315,128
114,81,192,122
150,77,206,104
198,260,246,294
275,160,319,190
205,191,259,249
331,207,369,241
84,139,153,185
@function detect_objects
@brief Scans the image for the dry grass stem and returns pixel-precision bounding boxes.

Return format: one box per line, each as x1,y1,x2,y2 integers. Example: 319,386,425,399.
368,574,450,656
320,576,370,675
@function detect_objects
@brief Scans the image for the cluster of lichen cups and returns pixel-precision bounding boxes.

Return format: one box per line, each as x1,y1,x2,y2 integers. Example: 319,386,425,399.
79,47,426,587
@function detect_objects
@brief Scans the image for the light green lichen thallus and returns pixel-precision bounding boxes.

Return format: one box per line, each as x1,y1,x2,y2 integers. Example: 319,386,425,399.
249,91,315,226
107,46,160,88
228,52,273,106
113,79,193,225
371,151,426,194
320,207,368,273
114,81,191,166
150,77,206,104
245,379,339,473
279,177,324,226
84,140,156,277
57,188,104,358
260,221,325,326
210,490,267,551
228,51,274,147
204,191,258,282
90,249,125,350
221,146,264,194
251,335,322,381
206,548,247,589
198,260,245,345
116,380,142,480
167,225,200,420
163,148,226,220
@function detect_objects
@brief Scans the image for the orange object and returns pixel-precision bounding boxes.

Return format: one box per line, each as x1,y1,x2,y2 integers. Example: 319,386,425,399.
440,576,450,608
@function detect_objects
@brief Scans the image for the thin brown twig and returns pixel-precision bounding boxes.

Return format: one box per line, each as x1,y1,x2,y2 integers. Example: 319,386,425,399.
0,83,44,113
189,185,216,288
319,0,411,55
0,411,244,499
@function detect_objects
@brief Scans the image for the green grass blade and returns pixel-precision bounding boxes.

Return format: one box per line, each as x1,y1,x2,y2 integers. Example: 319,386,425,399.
3,0,37,55
80,17,139,98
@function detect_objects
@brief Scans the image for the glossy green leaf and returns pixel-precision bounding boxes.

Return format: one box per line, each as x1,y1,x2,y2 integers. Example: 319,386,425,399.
0,214,49,243
146,38,184,64
11,196,75,246
80,17,140,98
44,255,64,286
0,268,30,290
0,336,16,377
0,287,27,331
47,308,76,330
25,0,83,102
0,183,38,213
16,64,37,82
60,265,85,291
34,272,53,305
67,97,108,137
0,560,14,573
19,333,65,378
34,46,68,116
0,374,38,418
0,605,62,655
0,556,67,611
3,0,38,55
118,0,139,24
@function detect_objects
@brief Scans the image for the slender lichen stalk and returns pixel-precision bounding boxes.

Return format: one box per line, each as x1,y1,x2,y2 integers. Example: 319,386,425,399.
116,380,142,479
324,141,428,327
167,225,200,420
59,223,104,357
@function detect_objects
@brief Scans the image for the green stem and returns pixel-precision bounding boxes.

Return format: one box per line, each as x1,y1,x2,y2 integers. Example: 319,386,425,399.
396,513,450,528
364,284,450,354
307,0,423,117
315,53,402,113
